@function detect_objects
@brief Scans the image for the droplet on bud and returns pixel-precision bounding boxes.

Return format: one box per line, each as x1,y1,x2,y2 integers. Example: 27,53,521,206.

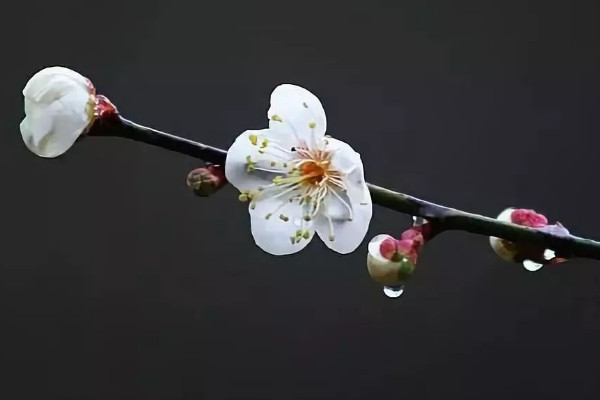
523,260,544,272
412,216,426,227
383,285,404,298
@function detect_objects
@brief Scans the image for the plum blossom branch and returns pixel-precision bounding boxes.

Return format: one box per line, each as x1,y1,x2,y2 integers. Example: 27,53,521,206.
88,115,600,261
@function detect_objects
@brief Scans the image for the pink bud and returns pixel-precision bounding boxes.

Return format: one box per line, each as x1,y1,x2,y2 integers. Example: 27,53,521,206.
510,209,548,228
396,239,418,265
379,237,398,260
401,228,425,247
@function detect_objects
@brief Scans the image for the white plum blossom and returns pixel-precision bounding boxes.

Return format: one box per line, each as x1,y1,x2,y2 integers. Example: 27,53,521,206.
20,66,97,158
225,84,372,255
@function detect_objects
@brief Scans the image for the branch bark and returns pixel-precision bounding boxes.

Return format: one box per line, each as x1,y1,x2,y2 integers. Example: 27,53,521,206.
88,115,600,261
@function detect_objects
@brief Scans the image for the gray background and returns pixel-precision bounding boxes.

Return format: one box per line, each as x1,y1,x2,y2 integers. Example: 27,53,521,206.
2,0,600,399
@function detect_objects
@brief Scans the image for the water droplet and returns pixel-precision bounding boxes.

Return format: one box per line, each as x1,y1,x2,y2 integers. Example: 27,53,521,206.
523,260,543,272
383,285,404,298
412,216,426,227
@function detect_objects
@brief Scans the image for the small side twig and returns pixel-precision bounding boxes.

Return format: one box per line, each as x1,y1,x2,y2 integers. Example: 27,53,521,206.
87,115,600,261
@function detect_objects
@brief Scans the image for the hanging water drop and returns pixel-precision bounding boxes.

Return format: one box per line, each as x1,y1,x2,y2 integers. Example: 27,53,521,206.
523,259,543,272
412,216,426,227
383,285,404,298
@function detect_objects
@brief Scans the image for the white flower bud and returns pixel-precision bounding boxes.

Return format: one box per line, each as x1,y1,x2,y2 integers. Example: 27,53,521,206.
20,66,96,158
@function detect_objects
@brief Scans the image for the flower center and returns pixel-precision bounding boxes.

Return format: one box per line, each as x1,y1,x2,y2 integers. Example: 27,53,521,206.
299,160,326,185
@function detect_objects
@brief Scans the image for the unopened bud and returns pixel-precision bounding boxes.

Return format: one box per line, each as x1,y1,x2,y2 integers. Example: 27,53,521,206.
489,207,567,270
367,234,416,286
186,164,227,197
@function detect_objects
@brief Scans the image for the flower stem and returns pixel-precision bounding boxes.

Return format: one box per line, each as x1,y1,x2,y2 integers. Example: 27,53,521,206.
88,115,600,261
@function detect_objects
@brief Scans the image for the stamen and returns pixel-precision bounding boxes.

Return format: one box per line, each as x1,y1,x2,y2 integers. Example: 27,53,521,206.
326,215,335,241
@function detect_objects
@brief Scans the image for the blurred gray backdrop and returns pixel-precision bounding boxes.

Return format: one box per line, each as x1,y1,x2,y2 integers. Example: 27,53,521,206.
2,0,600,399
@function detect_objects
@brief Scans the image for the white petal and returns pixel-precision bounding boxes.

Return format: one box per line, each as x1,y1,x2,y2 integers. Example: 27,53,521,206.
488,236,516,262
326,137,370,205
310,138,372,254
20,86,92,158
225,129,294,193
23,67,89,102
495,207,515,223
488,207,517,261
249,194,314,255
314,188,372,254
267,84,327,145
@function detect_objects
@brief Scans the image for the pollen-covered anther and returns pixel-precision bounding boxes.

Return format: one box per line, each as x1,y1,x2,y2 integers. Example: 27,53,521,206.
245,155,256,172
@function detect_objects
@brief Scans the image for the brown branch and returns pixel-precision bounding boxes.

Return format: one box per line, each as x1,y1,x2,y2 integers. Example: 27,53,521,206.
87,115,600,261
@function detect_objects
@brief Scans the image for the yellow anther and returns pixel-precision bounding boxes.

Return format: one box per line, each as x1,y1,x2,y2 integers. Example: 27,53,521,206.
271,114,283,122
302,231,310,239
308,122,316,129
265,213,272,220
238,193,249,202
249,134,258,145
261,139,268,148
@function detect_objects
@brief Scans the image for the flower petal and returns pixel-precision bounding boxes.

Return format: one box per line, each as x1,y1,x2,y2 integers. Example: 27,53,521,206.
267,84,327,145
23,67,90,102
311,137,372,254
314,187,372,254
326,137,371,205
225,129,294,192
249,193,314,255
